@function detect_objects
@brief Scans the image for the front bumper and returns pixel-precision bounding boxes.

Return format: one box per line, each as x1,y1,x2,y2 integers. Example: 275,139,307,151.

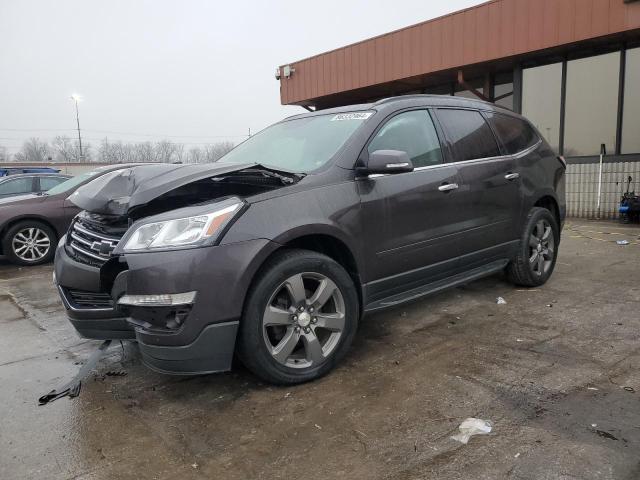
55,236,278,374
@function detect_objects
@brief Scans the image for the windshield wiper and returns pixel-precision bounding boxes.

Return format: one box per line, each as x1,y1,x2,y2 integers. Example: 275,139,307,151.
248,164,306,184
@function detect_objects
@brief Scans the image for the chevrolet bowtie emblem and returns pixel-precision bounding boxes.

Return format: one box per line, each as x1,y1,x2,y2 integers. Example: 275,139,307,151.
91,240,116,255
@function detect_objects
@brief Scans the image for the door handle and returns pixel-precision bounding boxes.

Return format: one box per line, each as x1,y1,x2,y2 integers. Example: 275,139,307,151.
438,183,459,192
504,172,520,180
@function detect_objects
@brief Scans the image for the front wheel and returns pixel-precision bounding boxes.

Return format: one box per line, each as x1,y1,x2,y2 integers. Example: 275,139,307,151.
238,249,359,385
506,207,559,287
2,221,57,266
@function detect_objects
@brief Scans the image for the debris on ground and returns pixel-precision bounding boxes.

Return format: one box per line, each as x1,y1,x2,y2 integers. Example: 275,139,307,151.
38,340,112,406
496,297,507,305
616,240,630,245
622,386,635,393
595,430,618,441
450,418,493,444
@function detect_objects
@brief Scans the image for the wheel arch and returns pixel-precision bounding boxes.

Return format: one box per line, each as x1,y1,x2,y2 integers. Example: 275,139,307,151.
533,195,561,233
242,230,364,320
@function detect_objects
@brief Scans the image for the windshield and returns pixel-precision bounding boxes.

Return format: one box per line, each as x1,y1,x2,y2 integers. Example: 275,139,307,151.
218,112,373,173
45,169,108,195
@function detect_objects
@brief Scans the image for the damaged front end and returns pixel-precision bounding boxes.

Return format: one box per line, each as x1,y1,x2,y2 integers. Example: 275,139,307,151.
55,162,299,373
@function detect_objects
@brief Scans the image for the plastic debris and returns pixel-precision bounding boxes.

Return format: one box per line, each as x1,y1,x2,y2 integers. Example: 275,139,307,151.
622,386,635,393
496,297,507,305
514,452,521,458
587,387,599,391
451,418,493,444
616,240,630,245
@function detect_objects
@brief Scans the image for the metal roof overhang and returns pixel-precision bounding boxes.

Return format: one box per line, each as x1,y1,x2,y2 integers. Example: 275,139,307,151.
278,0,640,109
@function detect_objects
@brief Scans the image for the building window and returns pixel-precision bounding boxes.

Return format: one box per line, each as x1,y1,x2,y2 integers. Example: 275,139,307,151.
522,62,562,153
494,73,514,111
622,47,640,154
424,84,452,95
454,78,484,99
564,52,620,156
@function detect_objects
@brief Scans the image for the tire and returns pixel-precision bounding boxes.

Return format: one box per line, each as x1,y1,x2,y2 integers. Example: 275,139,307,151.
506,207,559,287
2,220,57,266
238,249,359,385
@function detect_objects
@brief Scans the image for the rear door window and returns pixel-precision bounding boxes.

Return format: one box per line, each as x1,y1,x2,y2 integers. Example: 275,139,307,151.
485,112,539,154
368,110,443,168
436,109,501,161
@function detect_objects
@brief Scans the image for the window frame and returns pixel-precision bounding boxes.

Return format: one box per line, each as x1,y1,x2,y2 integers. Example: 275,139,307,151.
361,107,448,170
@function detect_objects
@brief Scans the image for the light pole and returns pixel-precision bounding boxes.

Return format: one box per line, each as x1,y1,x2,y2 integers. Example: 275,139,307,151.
70,93,83,161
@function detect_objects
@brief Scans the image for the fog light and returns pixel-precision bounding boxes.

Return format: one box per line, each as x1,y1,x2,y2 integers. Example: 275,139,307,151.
117,291,197,307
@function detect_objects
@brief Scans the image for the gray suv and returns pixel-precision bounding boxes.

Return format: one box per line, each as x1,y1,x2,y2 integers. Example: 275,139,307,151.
54,95,566,384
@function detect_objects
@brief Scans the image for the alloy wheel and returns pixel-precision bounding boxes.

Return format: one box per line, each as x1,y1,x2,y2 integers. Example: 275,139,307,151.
12,227,51,262
528,219,554,276
262,272,346,369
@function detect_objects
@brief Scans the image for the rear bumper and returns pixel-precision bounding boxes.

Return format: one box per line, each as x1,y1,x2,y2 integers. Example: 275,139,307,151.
54,235,278,374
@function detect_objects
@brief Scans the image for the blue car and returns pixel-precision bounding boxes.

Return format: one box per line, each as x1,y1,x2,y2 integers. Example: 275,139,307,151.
0,167,62,177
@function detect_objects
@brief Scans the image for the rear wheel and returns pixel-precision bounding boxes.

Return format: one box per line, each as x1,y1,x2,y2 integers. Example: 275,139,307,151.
238,249,359,385
506,207,559,287
2,221,56,266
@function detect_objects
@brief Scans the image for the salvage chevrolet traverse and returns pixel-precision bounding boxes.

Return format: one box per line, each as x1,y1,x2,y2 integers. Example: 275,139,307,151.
55,95,566,384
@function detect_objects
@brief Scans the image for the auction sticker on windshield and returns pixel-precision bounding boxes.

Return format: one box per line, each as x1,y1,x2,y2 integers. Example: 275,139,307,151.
331,112,373,121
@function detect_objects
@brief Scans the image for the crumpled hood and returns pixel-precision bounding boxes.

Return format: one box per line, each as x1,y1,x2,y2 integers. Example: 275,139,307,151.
69,162,254,216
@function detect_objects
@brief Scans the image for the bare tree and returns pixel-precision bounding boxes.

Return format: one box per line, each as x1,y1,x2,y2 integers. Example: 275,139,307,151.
16,138,52,162
52,136,75,162
203,141,234,162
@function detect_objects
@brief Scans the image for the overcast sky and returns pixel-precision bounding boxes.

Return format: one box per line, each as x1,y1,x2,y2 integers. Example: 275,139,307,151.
1,0,481,153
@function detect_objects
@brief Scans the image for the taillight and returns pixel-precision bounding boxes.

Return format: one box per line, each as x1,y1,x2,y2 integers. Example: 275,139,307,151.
557,155,567,169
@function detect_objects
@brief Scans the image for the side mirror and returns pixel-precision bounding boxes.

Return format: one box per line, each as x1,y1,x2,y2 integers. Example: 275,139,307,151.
363,150,414,175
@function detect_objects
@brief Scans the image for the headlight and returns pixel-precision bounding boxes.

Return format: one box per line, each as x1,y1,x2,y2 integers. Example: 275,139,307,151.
123,202,241,252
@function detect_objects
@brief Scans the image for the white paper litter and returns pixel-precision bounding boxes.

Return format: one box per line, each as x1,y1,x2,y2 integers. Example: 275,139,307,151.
616,240,630,245
451,418,493,444
496,297,507,305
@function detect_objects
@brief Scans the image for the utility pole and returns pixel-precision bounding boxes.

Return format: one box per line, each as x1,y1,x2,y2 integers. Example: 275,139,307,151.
71,94,83,161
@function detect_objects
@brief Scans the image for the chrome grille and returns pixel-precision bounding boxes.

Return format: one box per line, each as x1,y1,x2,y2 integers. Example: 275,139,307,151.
68,218,122,265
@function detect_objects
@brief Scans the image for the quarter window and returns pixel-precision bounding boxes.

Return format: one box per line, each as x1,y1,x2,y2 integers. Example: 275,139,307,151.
368,110,443,168
485,113,539,154
40,176,67,191
437,109,501,161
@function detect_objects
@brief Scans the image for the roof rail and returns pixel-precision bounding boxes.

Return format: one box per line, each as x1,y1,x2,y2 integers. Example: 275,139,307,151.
372,94,497,108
